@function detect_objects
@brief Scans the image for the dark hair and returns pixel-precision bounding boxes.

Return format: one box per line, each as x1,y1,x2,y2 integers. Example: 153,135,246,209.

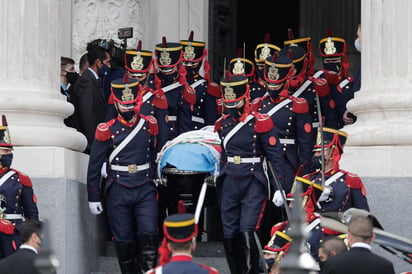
19,219,43,244
79,53,88,72
87,47,107,66
86,39,103,51
168,239,193,251
61,57,75,69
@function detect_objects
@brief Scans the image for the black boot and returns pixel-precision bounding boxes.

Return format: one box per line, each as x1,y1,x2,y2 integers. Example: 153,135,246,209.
137,234,158,272
223,234,245,274
114,242,139,274
243,231,261,274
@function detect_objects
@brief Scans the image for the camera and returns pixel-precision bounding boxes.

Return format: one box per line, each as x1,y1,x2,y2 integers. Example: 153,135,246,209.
98,27,133,68
118,27,133,40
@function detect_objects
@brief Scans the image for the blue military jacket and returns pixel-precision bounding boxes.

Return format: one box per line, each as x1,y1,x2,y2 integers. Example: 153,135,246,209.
0,168,39,226
256,93,314,181
87,115,158,202
215,112,285,189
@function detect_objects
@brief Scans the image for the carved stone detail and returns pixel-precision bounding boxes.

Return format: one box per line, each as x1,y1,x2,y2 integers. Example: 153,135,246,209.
72,0,142,62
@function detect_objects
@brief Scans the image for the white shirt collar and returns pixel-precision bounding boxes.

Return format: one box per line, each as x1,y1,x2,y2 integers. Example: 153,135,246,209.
88,67,99,80
20,244,38,254
351,242,372,250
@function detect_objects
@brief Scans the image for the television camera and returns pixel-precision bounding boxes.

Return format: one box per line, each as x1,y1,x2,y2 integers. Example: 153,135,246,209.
98,27,133,68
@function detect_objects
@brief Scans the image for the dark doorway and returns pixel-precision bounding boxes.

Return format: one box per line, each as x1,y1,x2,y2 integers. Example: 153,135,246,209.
237,0,300,62
208,0,360,82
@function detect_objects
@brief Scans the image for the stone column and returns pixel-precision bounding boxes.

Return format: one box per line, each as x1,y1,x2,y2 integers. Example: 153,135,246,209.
342,0,412,177
341,2,412,272
0,0,86,152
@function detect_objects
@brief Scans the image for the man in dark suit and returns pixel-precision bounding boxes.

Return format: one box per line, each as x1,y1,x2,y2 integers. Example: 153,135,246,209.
322,216,395,274
0,220,43,274
71,46,110,154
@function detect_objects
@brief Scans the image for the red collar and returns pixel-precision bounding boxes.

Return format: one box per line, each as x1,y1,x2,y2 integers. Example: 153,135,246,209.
0,167,10,174
170,254,193,262
117,115,138,127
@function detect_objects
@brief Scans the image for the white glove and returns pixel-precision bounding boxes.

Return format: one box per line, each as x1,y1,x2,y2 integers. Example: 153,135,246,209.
100,162,108,179
89,202,103,215
272,190,286,207
318,186,333,202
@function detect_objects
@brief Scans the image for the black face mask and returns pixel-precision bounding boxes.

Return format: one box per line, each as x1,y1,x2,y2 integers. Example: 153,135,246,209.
65,71,79,85
226,108,242,119
311,155,322,171
323,62,341,73
119,110,134,121
0,153,13,167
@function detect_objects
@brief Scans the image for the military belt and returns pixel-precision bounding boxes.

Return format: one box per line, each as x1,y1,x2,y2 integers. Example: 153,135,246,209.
4,214,25,220
192,116,205,124
111,163,150,173
227,156,261,165
279,138,295,145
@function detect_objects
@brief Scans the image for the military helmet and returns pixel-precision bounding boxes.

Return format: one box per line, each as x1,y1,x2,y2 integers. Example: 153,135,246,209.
180,31,206,66
319,36,347,58
313,127,348,154
228,56,255,80
110,74,140,110
220,75,249,108
0,115,13,150
264,52,293,87
279,45,306,77
155,37,183,70
124,40,153,77
163,213,198,242
284,29,312,56
254,33,281,66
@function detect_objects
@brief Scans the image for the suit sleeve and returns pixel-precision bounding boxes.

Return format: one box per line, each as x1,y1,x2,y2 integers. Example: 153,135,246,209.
75,76,100,150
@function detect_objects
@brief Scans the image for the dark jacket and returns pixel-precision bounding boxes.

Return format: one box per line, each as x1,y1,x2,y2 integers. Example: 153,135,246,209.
322,246,395,274
71,68,107,154
0,248,39,274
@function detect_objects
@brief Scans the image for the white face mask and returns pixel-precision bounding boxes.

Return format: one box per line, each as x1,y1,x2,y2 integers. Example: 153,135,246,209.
354,38,361,52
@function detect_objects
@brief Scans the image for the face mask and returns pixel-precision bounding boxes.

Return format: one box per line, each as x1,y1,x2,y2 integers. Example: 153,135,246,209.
354,38,361,52
311,155,322,170
318,261,325,271
0,153,13,167
323,62,341,73
98,64,111,77
157,71,178,85
184,65,200,79
119,110,134,121
65,71,79,85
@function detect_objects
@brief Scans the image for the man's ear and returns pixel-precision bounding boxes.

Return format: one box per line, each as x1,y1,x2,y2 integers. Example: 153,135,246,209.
369,233,376,243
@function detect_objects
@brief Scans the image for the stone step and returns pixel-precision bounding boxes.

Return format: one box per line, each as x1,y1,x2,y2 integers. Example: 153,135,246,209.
94,241,230,274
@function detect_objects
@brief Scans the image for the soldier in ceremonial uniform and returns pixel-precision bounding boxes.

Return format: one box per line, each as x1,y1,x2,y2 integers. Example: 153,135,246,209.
253,53,313,204
214,75,285,274
147,213,219,274
0,115,39,259
279,41,339,145
283,29,315,77
319,31,357,129
180,31,220,130
122,40,169,151
250,34,281,101
87,75,159,273
154,36,192,140
303,127,369,261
